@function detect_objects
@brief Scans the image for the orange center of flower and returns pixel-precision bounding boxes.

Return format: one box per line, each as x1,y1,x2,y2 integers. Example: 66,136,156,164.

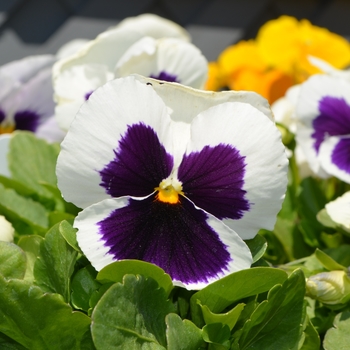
155,178,184,204
0,124,15,134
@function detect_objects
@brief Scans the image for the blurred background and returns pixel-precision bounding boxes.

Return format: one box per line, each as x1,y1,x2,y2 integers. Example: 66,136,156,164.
0,0,350,65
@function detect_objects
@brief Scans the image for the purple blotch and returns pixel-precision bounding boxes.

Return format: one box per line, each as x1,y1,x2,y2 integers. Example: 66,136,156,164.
312,96,350,153
331,138,350,174
150,71,180,83
85,91,93,100
14,110,41,132
0,109,5,124
99,122,173,198
178,144,250,220
98,194,231,285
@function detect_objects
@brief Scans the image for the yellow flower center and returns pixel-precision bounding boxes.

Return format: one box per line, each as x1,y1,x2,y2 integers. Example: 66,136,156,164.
0,122,15,134
155,178,184,204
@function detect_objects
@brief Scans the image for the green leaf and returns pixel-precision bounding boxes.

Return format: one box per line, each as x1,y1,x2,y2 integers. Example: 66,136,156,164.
317,209,337,229
8,132,59,199
166,313,204,350
199,302,245,330
0,332,27,350
0,242,26,279
34,222,78,301
237,269,306,350
0,175,35,198
323,311,350,350
91,274,174,349
314,249,347,271
300,318,320,350
190,267,288,326
49,211,75,228
97,260,173,296
17,235,43,283
202,323,231,349
59,220,81,253
245,234,267,263
0,183,48,234
71,266,101,312
0,275,91,350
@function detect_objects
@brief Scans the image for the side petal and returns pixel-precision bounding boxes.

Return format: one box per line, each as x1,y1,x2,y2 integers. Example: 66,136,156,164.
179,101,288,240
319,135,350,184
75,195,252,290
57,76,174,209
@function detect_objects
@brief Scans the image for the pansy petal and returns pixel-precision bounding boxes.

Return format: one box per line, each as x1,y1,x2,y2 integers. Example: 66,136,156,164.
75,195,252,290
325,191,350,231
2,68,55,132
35,116,66,143
296,74,350,176
0,134,11,177
319,135,350,184
116,13,190,42
53,28,144,76
57,76,174,209
179,101,288,240
133,75,274,124
116,37,208,89
0,55,55,83
54,64,114,130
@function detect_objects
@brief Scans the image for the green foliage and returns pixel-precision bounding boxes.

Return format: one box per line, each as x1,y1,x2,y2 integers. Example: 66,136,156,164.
0,127,347,349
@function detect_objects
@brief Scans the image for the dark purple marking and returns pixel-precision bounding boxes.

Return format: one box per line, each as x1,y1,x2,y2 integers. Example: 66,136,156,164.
98,194,231,284
312,97,350,153
0,109,5,124
14,110,41,132
99,122,173,198
331,138,350,174
178,144,250,220
85,91,93,100
150,71,180,83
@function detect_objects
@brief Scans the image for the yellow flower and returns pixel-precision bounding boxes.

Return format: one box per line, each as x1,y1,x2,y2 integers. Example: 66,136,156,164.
257,15,350,82
212,40,293,103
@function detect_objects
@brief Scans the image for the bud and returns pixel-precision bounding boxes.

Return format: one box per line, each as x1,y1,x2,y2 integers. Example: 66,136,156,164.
306,270,350,305
0,215,15,242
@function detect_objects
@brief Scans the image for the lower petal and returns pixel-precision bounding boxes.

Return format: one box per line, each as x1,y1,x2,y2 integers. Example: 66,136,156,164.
75,195,252,290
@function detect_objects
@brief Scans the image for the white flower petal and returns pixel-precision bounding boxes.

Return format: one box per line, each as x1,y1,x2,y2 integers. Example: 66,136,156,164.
57,76,174,208
325,191,350,231
116,37,208,89
0,215,15,242
133,75,274,124
184,101,288,239
116,13,190,42
0,134,11,177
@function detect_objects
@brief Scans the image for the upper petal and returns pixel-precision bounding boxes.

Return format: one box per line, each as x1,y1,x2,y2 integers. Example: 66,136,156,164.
116,13,190,42
133,75,274,125
179,101,288,240
115,37,208,89
57,76,174,208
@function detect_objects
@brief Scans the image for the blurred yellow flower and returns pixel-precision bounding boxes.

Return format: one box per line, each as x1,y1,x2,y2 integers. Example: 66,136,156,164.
206,15,350,104
257,15,350,82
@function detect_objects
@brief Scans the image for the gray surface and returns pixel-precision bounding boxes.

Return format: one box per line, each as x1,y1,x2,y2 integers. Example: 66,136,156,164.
0,16,243,64
0,0,349,65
